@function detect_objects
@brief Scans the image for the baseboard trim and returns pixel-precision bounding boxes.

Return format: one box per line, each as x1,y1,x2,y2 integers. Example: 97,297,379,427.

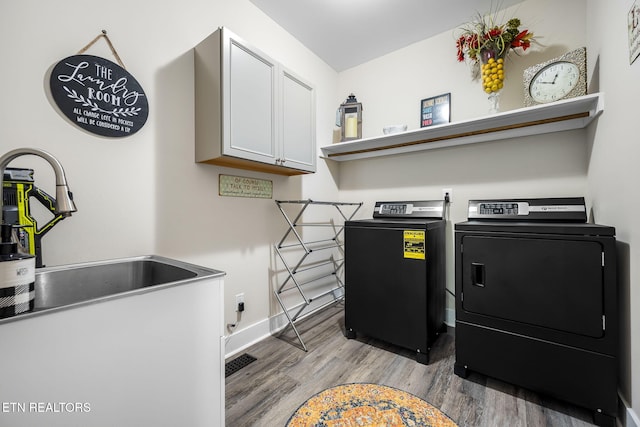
620,394,639,427
228,302,454,358
627,407,640,427
224,292,340,358
445,308,455,327
224,316,274,359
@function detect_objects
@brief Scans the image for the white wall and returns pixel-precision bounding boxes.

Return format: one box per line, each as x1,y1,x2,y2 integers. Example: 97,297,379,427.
587,0,640,423
0,0,339,343
337,0,587,133
336,0,588,325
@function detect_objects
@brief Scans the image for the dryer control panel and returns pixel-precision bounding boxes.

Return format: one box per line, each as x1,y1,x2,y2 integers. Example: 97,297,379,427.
467,197,587,222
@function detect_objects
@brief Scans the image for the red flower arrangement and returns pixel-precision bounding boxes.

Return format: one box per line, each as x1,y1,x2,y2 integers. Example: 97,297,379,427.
456,15,535,63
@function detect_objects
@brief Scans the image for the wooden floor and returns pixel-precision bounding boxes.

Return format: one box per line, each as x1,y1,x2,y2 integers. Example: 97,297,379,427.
225,304,597,427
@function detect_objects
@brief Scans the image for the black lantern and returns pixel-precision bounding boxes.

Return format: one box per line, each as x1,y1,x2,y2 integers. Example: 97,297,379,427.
339,94,362,141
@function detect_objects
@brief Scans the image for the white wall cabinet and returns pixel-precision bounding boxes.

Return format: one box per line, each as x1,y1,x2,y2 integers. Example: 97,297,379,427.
195,27,316,175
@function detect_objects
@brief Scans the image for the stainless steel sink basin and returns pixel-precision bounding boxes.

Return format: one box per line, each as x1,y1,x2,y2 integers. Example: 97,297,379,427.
1,255,224,323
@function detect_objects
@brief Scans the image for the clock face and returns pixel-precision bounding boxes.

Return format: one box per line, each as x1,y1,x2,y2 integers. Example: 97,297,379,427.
529,61,580,103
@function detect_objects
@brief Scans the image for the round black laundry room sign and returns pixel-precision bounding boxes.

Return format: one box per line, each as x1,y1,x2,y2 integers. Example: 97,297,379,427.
49,54,148,137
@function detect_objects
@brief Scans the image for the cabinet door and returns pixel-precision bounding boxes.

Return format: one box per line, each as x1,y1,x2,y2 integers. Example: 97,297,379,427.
281,69,316,172
223,33,278,164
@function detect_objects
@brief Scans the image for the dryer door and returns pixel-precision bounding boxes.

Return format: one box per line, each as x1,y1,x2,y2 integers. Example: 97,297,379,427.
460,235,604,338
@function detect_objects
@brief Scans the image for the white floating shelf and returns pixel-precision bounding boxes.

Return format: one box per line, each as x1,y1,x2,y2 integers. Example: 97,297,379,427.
320,93,604,162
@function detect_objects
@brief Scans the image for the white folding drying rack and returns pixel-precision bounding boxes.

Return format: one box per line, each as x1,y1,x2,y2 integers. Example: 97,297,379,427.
273,199,362,351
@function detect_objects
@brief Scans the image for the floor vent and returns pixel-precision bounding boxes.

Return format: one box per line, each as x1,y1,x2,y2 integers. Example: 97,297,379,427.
225,353,257,378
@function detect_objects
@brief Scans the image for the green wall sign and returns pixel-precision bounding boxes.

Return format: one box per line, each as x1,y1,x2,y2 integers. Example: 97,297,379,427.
219,174,272,199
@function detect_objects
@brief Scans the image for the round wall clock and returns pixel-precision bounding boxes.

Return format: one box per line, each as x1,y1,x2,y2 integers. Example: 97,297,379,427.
523,47,587,106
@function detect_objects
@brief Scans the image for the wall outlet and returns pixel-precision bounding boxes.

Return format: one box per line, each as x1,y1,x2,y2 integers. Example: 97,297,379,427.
442,188,453,203
235,293,245,311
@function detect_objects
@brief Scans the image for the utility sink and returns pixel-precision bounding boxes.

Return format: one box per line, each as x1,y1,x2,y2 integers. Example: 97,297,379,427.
0,254,225,426
1,255,224,322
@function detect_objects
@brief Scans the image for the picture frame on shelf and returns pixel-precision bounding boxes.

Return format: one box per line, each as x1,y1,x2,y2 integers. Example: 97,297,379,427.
420,93,451,128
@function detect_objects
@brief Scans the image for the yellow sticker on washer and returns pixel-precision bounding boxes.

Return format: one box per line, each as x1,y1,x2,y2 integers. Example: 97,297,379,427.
403,230,425,259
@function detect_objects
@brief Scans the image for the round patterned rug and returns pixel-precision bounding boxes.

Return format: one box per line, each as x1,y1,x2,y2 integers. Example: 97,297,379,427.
286,383,458,427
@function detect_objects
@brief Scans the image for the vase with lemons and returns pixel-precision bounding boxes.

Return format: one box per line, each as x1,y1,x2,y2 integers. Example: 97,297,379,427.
456,13,536,113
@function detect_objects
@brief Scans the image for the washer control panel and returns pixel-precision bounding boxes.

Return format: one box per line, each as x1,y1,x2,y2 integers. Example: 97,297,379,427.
468,197,587,222
374,200,445,219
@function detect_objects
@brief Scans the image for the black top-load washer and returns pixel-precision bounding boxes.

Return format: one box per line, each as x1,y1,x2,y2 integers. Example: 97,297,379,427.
454,197,617,427
344,200,446,364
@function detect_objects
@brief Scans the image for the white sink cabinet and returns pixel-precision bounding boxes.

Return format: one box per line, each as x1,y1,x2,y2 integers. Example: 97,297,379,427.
0,274,225,426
